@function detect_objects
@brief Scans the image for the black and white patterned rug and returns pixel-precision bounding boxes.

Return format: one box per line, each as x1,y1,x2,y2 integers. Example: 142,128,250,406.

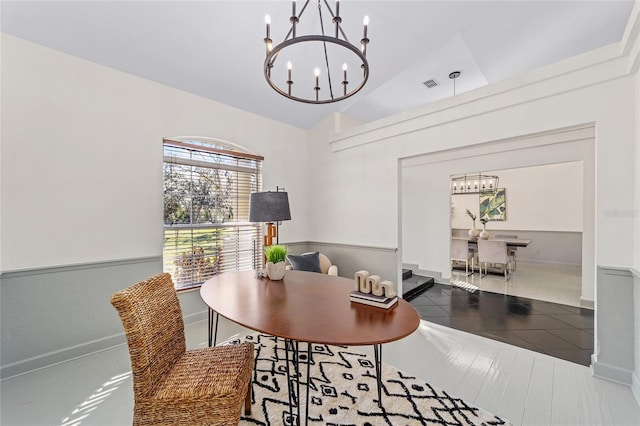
228,334,510,425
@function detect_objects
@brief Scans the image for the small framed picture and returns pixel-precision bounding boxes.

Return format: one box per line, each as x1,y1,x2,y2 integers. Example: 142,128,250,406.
479,188,506,221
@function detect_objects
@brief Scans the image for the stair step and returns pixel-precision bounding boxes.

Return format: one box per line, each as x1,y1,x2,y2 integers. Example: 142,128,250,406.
402,268,413,280
402,275,435,301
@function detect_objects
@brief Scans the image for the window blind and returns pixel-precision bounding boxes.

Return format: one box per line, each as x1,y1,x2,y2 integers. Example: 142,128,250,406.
163,138,263,290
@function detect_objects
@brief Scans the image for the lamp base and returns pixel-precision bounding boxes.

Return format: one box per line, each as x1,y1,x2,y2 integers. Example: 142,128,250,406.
263,222,278,246
263,222,279,264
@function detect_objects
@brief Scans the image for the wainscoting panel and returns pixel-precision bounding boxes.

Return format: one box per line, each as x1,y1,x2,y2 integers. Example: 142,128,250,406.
1,243,398,379
451,229,583,266
592,266,635,385
301,241,399,285
0,257,176,379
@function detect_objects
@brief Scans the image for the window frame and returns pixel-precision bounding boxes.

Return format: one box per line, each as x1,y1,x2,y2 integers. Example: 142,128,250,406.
162,137,264,291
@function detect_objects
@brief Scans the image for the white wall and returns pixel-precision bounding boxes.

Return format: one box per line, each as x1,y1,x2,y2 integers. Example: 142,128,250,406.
0,34,309,272
450,162,583,232
0,34,310,376
314,46,634,281
309,21,639,383
307,115,399,250
633,14,640,402
1,4,639,387
401,131,593,285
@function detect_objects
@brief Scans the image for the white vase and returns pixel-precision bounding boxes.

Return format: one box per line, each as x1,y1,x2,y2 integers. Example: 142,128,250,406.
479,224,490,240
266,261,286,280
468,221,480,238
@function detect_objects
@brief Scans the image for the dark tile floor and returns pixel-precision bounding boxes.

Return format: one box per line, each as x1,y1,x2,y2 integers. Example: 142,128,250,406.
410,283,594,366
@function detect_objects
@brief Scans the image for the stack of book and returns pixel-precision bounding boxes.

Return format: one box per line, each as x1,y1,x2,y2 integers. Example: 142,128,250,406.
350,290,398,309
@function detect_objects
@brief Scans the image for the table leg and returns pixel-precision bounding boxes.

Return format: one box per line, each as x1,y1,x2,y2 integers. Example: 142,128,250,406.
305,342,311,425
374,344,383,408
295,340,301,425
207,309,219,347
283,339,312,426
284,339,295,425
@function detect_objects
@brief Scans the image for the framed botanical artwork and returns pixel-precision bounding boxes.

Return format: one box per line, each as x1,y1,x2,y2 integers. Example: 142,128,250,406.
479,188,506,221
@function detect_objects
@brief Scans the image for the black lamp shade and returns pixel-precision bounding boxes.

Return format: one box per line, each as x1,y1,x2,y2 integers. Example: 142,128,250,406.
249,191,291,222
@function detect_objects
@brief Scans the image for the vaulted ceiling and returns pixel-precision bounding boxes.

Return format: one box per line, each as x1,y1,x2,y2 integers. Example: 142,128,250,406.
1,1,635,129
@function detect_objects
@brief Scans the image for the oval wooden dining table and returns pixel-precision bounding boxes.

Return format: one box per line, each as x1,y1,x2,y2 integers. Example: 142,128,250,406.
200,270,420,424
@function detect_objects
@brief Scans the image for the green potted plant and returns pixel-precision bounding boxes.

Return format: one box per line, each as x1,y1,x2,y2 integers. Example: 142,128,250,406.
264,244,288,280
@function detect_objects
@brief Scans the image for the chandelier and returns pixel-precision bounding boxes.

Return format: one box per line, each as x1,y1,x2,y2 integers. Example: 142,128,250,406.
263,0,370,104
451,173,500,195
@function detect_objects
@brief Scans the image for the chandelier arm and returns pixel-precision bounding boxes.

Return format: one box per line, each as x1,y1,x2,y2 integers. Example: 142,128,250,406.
284,1,311,41
322,0,349,41
297,0,311,20
317,1,335,100
284,27,294,41
322,39,334,100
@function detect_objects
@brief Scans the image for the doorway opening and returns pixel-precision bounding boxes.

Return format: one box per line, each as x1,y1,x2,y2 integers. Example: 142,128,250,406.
449,162,583,306
398,125,595,365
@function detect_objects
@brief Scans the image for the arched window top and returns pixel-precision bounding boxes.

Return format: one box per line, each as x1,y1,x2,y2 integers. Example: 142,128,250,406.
164,136,263,161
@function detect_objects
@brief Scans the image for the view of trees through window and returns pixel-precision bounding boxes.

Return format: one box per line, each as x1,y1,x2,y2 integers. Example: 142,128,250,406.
163,138,263,289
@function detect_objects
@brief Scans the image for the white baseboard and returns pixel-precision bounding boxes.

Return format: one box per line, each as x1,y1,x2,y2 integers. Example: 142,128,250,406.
0,310,208,381
591,354,633,385
1,333,126,381
579,297,595,309
517,258,581,268
417,269,442,280
402,263,418,271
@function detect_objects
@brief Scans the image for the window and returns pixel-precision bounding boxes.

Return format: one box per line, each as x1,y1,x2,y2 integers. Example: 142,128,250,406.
163,137,263,290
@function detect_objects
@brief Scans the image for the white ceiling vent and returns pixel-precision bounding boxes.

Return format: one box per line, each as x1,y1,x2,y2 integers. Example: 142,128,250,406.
422,79,439,88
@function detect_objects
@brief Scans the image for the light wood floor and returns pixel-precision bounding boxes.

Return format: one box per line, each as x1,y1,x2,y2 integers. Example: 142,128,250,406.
452,261,583,307
382,322,640,426
2,317,639,425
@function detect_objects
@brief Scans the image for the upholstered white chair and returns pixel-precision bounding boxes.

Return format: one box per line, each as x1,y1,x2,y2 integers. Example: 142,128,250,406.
286,252,338,276
451,239,475,276
495,234,518,270
477,239,512,281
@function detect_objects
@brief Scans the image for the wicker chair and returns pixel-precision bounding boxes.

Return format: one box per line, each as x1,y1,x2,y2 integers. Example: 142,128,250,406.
111,273,253,426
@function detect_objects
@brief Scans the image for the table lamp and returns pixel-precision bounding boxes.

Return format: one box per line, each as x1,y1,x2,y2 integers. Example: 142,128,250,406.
249,190,291,246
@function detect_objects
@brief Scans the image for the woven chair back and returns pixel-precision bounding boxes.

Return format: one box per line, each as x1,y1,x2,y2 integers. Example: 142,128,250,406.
111,273,186,400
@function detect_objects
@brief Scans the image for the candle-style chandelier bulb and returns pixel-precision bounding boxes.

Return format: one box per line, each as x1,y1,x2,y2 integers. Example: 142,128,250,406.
286,61,293,95
342,63,348,95
314,68,320,101
264,15,273,57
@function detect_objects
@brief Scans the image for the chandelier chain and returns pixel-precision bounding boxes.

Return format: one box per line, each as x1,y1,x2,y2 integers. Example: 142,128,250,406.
318,1,335,100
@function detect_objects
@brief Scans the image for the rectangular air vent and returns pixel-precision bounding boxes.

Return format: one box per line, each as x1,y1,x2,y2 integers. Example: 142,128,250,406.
423,79,438,88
